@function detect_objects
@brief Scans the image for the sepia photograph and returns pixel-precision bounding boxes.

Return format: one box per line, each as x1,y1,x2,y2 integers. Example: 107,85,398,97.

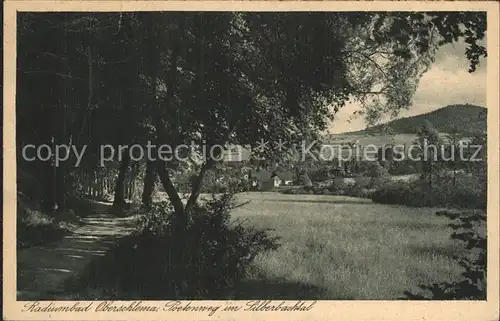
3,1,499,320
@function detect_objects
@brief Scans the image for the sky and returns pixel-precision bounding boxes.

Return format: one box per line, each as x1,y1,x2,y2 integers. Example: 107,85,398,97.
328,40,487,134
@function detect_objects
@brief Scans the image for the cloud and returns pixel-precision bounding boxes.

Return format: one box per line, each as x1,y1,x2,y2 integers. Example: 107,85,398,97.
410,65,486,114
433,41,487,73
329,102,365,134
327,41,487,134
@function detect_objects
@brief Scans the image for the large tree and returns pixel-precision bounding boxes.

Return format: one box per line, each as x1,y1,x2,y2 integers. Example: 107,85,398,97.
17,12,486,221
141,12,486,227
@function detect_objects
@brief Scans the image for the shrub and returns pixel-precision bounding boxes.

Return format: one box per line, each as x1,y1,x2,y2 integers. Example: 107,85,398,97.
281,187,312,195
280,178,374,198
371,180,438,207
371,174,486,210
371,181,416,205
197,169,250,194
346,184,373,198
73,193,281,299
362,161,387,179
389,161,417,175
327,178,349,195
451,188,486,210
451,174,486,210
136,201,174,236
309,166,331,183
17,198,69,248
311,187,332,196
370,174,391,190
353,176,372,189
281,188,296,195
303,185,315,193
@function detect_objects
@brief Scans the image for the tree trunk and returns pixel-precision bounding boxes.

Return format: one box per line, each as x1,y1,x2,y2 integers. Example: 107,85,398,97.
87,172,92,196
92,172,98,197
41,161,55,213
125,179,131,201
55,160,66,210
113,153,130,214
101,175,106,196
132,178,137,202
129,163,138,202
100,175,105,197
129,181,133,200
142,160,156,206
146,17,185,221
428,160,433,189
156,160,184,217
184,161,211,213
108,178,113,196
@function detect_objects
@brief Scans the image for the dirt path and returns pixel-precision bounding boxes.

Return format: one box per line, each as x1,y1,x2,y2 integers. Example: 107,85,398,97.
17,206,139,300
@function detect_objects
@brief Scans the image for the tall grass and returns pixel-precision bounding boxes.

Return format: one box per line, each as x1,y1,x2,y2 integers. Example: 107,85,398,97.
231,193,466,299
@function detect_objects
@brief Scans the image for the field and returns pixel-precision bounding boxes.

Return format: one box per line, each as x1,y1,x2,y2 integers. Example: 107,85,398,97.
324,132,452,146
227,192,464,299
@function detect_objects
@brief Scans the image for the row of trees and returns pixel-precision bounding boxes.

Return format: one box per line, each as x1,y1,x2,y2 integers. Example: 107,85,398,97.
17,12,486,229
412,122,486,188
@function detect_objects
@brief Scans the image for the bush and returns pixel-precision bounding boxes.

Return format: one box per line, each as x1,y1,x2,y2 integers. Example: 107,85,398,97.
136,201,174,236
346,184,373,198
279,177,375,199
371,174,486,210
72,193,281,299
17,198,70,248
451,187,486,210
197,169,250,194
389,161,417,175
451,174,486,210
281,187,312,195
371,181,415,206
371,174,391,190
327,178,349,195
281,188,295,195
308,166,331,183
353,176,372,189
279,177,374,198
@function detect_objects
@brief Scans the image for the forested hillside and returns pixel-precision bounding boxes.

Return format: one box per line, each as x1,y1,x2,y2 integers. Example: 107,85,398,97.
351,104,486,136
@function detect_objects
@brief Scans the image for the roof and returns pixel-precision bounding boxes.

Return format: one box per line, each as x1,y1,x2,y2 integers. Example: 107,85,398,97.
274,171,294,181
249,169,273,182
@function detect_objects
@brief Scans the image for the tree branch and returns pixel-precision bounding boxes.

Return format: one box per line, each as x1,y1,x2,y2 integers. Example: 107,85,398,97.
184,121,240,213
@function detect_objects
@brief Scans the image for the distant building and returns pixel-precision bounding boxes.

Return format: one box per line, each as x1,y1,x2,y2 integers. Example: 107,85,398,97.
273,171,294,186
249,169,274,191
248,168,294,190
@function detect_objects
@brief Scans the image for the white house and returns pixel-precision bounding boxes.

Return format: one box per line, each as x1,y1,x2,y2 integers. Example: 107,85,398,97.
272,171,294,186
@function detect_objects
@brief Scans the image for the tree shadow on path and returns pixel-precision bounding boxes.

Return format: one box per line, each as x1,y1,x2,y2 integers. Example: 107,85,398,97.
17,201,139,300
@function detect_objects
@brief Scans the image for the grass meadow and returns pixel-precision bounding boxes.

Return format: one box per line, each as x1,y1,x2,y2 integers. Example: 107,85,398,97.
228,192,465,299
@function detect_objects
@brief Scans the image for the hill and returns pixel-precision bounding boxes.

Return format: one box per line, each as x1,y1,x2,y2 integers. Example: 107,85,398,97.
347,104,487,136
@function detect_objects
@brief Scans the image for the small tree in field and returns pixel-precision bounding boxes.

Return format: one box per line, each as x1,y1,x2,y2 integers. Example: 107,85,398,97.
443,128,464,186
415,121,441,189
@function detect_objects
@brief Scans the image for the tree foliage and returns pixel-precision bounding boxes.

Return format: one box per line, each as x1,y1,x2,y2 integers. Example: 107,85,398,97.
17,12,487,223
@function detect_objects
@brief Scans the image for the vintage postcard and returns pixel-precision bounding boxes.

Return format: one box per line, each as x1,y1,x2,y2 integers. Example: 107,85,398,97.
3,1,499,320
